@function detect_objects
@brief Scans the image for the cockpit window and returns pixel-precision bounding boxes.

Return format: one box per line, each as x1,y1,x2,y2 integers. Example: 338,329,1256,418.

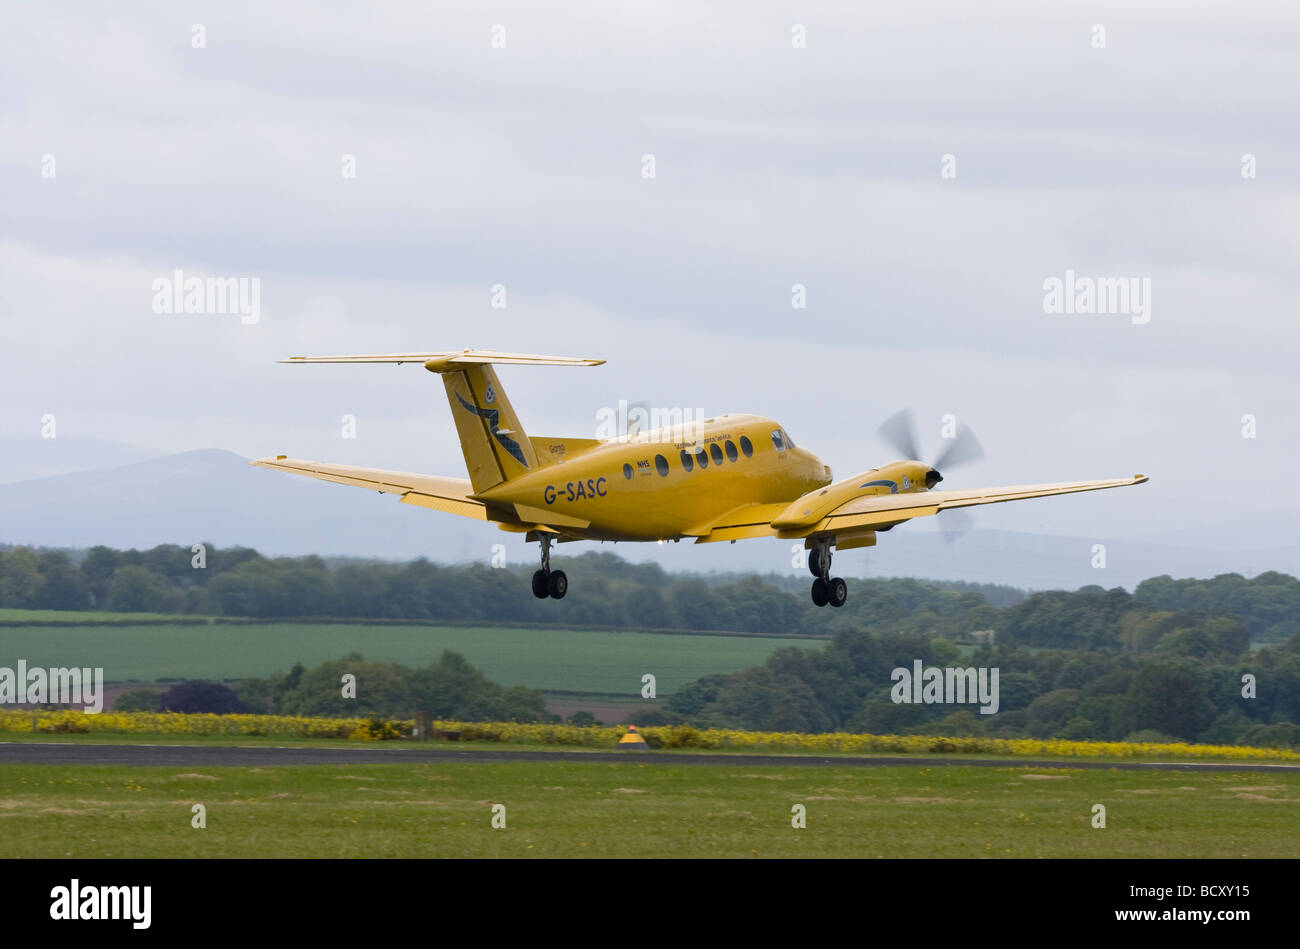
782,429,795,448
770,429,785,452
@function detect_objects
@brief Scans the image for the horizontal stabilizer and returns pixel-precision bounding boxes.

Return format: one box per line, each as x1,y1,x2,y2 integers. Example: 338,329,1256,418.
280,350,603,368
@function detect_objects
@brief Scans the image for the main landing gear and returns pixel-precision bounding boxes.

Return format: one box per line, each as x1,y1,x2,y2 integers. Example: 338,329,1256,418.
807,540,847,608
531,535,567,599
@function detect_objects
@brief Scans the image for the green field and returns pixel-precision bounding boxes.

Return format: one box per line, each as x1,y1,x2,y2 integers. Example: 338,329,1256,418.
0,608,205,625
1,757,1295,857
0,623,816,694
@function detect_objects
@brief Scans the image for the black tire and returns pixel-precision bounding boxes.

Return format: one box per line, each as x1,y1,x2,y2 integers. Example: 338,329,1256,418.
810,577,829,607
531,570,549,599
548,569,568,599
807,548,831,578
828,577,848,608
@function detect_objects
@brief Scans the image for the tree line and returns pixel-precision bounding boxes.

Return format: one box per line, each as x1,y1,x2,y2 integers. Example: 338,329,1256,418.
2,543,1297,643
653,626,1300,748
117,650,553,723
0,543,1016,634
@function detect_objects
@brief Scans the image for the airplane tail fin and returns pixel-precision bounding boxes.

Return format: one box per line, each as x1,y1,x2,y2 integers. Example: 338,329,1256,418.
280,350,604,493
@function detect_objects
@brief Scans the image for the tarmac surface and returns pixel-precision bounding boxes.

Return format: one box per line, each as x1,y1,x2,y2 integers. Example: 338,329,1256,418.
4,742,1299,772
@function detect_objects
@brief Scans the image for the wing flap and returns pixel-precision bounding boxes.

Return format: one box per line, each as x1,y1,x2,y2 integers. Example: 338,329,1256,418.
688,503,790,543
399,492,489,520
513,503,590,529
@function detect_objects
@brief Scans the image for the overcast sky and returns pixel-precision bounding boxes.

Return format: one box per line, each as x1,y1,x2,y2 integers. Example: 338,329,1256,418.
2,2,1297,546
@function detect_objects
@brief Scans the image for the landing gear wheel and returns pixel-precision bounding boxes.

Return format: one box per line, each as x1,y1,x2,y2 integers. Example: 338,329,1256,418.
828,577,848,608
533,535,563,599
808,548,832,578
810,577,829,607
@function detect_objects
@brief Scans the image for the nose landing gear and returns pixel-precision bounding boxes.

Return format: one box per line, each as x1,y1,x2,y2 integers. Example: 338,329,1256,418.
531,534,567,599
807,539,847,608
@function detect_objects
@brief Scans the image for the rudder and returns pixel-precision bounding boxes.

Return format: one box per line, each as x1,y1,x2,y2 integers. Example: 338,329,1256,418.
438,364,538,492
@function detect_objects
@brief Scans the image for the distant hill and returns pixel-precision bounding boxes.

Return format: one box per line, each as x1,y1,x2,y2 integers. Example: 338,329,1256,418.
0,437,161,484
0,449,492,559
2,448,1297,591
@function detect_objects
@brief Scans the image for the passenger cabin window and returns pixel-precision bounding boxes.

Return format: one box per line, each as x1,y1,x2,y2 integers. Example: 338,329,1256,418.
679,449,694,472
694,446,708,469
654,454,669,477
622,463,634,480
739,435,753,458
725,440,738,462
709,443,723,465
770,429,785,452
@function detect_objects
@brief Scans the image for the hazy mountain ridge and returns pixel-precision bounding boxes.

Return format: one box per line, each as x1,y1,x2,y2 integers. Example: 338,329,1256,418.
0,437,162,484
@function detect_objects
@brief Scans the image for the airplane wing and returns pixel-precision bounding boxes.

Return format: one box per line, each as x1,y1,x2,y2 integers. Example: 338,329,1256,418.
694,475,1147,542
249,456,488,520
812,475,1148,532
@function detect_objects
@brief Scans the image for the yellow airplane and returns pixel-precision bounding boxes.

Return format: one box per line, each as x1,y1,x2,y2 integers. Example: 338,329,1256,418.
253,350,1147,607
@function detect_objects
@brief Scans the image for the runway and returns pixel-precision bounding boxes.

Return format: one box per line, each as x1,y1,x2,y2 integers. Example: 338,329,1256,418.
4,742,1298,772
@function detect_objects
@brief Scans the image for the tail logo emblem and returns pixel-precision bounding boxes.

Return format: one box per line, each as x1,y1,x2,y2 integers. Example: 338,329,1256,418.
455,391,528,467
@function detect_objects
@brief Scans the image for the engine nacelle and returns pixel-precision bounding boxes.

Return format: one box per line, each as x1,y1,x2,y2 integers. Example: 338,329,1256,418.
770,460,933,529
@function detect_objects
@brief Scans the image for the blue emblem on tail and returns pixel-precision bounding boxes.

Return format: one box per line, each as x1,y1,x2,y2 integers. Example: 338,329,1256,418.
455,392,529,468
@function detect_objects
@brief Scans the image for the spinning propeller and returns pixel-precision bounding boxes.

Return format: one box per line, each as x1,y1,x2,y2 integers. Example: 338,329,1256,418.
877,409,985,543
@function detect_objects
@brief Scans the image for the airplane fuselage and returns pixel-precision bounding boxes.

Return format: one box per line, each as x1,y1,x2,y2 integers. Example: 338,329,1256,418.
475,414,832,541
